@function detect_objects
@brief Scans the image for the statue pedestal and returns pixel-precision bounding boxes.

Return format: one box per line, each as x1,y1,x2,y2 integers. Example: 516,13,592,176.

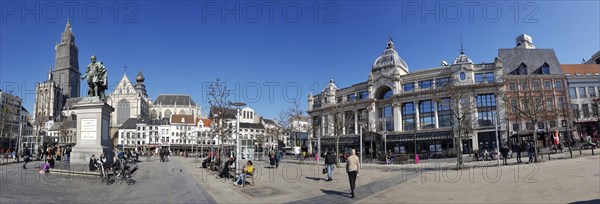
69,97,114,164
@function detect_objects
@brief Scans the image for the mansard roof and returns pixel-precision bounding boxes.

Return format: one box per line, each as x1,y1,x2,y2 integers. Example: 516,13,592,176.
499,48,562,75
154,95,197,106
240,122,264,129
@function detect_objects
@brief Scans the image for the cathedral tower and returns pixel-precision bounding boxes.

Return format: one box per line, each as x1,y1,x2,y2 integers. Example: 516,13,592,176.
52,19,81,98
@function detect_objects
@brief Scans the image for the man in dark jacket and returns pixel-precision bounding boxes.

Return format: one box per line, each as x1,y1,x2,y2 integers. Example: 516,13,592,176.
500,145,509,165
516,143,522,163
22,147,31,169
324,150,336,181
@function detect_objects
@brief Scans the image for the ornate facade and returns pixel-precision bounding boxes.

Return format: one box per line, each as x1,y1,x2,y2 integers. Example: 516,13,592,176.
107,71,151,127
308,38,507,157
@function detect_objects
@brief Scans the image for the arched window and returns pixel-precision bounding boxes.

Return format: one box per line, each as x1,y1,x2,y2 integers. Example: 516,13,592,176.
164,110,172,119
377,86,393,100
117,99,130,124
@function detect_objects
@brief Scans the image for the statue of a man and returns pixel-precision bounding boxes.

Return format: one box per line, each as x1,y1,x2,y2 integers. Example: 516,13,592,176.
82,55,108,100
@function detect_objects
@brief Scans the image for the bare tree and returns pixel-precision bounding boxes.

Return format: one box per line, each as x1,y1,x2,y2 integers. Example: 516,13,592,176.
583,97,600,141
326,100,347,166
434,84,475,169
207,78,233,165
278,101,304,148
58,121,69,146
505,75,555,162
301,117,314,156
0,106,10,145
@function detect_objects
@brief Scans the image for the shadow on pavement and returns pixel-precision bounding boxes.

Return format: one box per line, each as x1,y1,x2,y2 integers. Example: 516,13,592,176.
320,189,350,197
306,177,323,181
570,199,600,204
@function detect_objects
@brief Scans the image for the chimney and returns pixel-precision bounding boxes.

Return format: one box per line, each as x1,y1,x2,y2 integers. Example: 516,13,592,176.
515,34,535,49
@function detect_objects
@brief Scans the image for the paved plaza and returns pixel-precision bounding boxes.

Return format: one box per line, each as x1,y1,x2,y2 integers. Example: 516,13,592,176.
1,152,599,203
0,158,216,203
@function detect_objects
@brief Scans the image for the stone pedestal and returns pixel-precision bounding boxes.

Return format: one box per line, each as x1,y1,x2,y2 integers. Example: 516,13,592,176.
70,97,115,164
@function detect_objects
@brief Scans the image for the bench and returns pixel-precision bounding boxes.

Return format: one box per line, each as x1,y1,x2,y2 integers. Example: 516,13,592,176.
230,168,254,186
245,173,255,186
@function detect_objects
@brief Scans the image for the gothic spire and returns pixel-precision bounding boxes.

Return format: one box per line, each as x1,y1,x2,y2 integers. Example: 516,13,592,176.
48,65,53,81
64,18,72,33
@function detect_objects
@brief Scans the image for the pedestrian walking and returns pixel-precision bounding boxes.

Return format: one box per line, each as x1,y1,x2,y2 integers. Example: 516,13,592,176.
527,141,534,163
56,146,62,161
301,151,306,164
516,143,522,163
11,150,16,162
345,149,360,199
415,152,420,172
269,150,275,167
66,147,72,161
22,147,31,169
501,145,509,165
275,149,281,169
483,149,488,161
324,150,336,181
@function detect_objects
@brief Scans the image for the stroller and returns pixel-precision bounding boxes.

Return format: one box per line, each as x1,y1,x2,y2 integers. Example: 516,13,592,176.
112,157,139,185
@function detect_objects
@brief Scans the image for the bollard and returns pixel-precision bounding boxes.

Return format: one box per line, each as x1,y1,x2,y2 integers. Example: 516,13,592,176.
580,149,583,155
593,148,595,155
548,152,551,160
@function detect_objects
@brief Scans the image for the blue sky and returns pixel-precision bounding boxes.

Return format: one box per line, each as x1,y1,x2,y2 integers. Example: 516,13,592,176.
1,0,599,119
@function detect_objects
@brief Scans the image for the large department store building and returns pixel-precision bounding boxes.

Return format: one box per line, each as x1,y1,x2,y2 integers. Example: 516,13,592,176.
308,38,507,156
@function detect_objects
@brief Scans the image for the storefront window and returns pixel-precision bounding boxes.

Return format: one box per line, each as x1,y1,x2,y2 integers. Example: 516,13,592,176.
402,102,415,131
438,98,452,127
419,100,435,129
476,94,496,126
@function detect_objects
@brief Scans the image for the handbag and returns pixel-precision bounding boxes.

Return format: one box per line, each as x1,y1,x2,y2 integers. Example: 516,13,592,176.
322,167,327,174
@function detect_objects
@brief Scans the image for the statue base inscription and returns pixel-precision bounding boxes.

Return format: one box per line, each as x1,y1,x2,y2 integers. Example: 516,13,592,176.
69,97,115,164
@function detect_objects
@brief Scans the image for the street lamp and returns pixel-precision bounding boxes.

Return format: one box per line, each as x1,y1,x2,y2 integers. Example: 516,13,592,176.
231,102,246,175
383,117,387,156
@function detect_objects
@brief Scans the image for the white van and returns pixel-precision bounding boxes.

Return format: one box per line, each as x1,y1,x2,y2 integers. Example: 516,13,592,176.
283,147,301,155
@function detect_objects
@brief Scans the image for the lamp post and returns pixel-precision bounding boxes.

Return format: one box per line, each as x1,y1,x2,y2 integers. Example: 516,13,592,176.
231,102,246,175
494,113,500,166
359,123,363,168
383,117,387,156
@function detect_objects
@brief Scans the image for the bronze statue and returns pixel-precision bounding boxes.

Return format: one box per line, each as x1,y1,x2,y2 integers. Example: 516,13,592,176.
82,55,108,100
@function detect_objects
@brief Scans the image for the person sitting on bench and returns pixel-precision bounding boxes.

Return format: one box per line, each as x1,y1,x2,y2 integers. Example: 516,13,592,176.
217,157,233,179
200,155,212,168
233,160,253,187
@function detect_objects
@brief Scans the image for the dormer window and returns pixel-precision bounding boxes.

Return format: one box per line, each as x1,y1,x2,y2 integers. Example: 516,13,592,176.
541,63,550,74
517,63,528,75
